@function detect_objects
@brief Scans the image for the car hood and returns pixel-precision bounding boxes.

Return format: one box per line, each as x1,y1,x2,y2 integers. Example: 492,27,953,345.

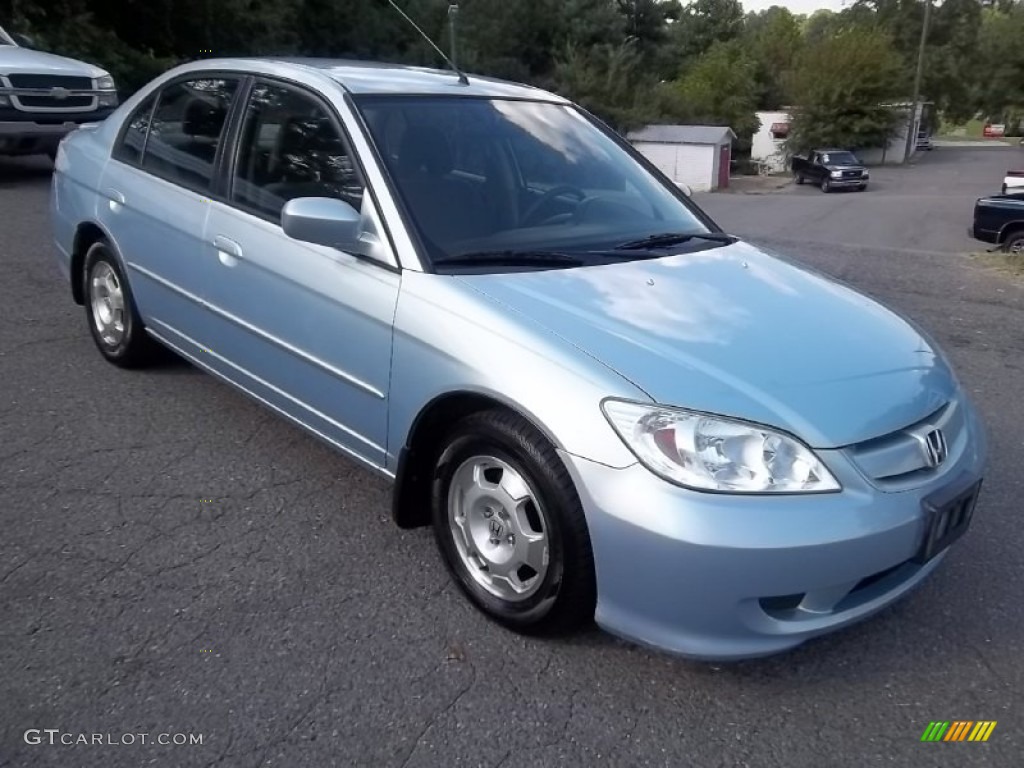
455,240,955,448
826,164,866,172
0,46,107,77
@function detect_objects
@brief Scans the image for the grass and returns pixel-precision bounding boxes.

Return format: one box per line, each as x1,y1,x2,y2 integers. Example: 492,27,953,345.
970,249,1024,277
937,118,1020,142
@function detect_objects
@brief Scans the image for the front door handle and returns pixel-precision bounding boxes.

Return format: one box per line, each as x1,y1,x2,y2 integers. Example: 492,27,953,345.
213,235,243,266
103,188,126,211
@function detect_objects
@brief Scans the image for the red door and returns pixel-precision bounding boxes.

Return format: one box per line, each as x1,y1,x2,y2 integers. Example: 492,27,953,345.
718,144,731,189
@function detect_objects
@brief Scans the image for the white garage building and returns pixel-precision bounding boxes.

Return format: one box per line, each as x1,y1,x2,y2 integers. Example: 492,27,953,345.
627,125,735,192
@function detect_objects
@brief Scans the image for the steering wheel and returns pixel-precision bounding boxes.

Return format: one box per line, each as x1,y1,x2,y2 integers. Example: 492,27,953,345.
521,185,587,227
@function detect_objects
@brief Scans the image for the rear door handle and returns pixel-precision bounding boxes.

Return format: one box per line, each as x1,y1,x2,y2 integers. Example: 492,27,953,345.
213,235,243,266
103,188,126,211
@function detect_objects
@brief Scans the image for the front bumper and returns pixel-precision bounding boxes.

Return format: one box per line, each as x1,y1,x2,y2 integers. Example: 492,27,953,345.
828,176,868,187
0,107,115,154
561,396,987,661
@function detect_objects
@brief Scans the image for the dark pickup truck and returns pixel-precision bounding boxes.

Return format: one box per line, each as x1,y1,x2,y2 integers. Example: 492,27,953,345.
971,194,1024,253
791,149,869,192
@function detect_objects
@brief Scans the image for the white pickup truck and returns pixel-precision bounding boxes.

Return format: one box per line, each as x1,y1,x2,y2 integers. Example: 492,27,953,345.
0,23,118,160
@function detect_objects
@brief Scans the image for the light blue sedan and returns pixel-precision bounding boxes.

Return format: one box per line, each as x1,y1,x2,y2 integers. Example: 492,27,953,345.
50,58,987,660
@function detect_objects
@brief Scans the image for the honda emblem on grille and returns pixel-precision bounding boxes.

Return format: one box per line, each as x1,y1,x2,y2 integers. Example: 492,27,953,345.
50,86,70,100
921,428,948,468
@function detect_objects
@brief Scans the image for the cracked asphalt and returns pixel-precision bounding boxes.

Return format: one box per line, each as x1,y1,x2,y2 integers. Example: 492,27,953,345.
2,147,1023,767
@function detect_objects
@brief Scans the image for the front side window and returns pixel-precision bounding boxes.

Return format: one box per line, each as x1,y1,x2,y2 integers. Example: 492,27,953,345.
231,81,364,221
140,77,239,193
354,96,709,269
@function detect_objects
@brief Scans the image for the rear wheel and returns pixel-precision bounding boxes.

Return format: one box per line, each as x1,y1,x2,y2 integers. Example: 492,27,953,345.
431,409,596,635
1002,230,1024,259
794,172,804,185
83,240,158,367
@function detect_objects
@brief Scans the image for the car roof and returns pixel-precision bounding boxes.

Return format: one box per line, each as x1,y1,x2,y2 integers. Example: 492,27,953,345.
188,57,567,102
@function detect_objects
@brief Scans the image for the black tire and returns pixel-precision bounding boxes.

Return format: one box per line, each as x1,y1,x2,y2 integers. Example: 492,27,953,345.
1002,230,1024,257
83,240,157,368
794,172,804,185
821,178,831,193
431,409,596,635
858,184,867,192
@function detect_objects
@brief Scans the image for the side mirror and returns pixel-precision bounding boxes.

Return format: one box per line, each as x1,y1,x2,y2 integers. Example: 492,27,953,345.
11,33,35,48
281,197,363,252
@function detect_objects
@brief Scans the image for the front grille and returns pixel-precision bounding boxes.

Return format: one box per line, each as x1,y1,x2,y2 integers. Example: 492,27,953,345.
842,170,862,178
16,95,93,108
846,399,964,487
7,74,93,89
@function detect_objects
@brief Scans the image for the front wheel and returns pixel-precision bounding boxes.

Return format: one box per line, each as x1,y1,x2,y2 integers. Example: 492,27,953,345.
821,178,831,193
83,241,158,367
431,410,596,635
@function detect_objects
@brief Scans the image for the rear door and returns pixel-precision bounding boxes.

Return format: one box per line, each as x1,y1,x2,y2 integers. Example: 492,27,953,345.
98,74,242,348
199,78,400,471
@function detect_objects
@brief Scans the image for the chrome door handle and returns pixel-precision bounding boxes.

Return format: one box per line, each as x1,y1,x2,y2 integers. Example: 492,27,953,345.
103,188,126,211
213,235,243,266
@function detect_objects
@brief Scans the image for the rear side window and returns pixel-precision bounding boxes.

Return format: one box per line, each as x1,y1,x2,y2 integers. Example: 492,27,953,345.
137,77,239,193
113,95,157,165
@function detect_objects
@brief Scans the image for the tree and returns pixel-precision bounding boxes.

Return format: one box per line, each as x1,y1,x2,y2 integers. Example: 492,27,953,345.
971,3,1024,125
743,6,804,109
786,26,904,151
551,40,652,131
674,39,760,148
667,0,745,70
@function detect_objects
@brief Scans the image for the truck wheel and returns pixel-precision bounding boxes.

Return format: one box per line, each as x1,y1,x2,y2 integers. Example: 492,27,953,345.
794,172,804,185
1003,231,1024,257
821,178,831,193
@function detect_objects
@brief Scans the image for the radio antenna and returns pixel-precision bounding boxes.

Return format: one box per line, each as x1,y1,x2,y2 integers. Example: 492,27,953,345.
384,0,470,85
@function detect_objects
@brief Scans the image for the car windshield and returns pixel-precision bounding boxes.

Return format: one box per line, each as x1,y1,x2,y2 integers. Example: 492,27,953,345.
354,95,713,270
822,152,859,165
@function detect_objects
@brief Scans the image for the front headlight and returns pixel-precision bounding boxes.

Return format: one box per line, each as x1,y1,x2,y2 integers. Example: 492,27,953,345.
830,170,842,178
95,74,115,90
602,400,841,493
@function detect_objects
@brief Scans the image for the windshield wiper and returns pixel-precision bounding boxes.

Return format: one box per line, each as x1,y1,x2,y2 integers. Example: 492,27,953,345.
433,249,586,267
615,231,736,251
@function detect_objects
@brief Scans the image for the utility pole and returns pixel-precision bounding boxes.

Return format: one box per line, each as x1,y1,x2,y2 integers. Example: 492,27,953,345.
902,0,932,164
448,3,459,69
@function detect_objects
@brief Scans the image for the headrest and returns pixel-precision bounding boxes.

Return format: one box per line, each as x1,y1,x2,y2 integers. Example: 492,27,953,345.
182,98,226,138
397,125,454,177
278,116,341,156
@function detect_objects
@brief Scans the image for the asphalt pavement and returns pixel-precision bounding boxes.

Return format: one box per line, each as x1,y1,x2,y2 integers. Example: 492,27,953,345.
2,147,1023,767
